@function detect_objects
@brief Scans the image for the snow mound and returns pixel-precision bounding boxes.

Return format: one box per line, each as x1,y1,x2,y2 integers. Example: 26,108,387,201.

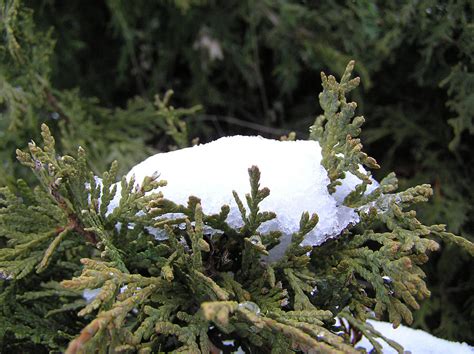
357,320,474,354
113,136,377,259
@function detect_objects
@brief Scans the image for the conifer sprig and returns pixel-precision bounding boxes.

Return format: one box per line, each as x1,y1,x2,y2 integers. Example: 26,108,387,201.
310,60,379,199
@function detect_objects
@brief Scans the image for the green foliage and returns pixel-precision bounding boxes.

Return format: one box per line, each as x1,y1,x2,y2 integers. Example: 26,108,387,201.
2,60,472,353
1,0,473,351
0,0,200,187
310,61,379,196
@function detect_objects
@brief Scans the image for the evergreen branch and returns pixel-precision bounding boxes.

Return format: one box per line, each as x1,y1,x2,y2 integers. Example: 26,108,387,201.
340,312,405,354
154,90,202,149
284,268,314,311
130,305,177,345
82,211,128,273
187,203,210,270
99,161,119,217
269,309,333,326
192,270,230,301
310,61,379,197
221,272,252,302
430,226,474,256
277,212,318,265
258,316,344,354
36,225,73,273
233,166,276,236
271,316,357,353
65,284,156,354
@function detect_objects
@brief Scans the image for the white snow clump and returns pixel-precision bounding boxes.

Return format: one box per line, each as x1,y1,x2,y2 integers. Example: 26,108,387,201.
108,136,378,260
357,320,474,354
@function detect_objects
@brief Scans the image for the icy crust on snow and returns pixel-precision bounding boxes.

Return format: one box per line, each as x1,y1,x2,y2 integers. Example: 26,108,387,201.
357,320,474,354
110,136,377,258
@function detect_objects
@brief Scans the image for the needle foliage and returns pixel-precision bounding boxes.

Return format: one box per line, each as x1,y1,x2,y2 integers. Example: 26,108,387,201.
2,53,473,353
1,1,473,352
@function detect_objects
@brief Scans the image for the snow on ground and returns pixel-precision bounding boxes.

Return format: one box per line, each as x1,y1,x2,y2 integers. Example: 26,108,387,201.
357,320,473,354
112,136,377,259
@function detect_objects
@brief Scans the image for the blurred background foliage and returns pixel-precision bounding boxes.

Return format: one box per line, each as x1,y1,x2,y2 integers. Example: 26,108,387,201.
1,0,473,344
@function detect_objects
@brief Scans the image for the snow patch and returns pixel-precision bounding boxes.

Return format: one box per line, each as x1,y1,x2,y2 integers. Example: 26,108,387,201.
333,165,379,205
357,320,474,354
82,288,101,303
108,136,376,259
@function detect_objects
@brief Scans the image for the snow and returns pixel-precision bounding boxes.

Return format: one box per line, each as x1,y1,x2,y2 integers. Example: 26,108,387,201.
357,320,474,354
109,136,377,259
82,288,101,302
333,165,379,205
83,285,129,303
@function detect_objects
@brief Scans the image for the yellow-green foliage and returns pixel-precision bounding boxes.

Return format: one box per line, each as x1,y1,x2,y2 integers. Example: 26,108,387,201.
1,62,472,353
1,1,474,351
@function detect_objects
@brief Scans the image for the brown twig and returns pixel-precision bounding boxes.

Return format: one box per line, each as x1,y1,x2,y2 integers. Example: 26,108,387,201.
50,184,97,244
190,114,304,137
